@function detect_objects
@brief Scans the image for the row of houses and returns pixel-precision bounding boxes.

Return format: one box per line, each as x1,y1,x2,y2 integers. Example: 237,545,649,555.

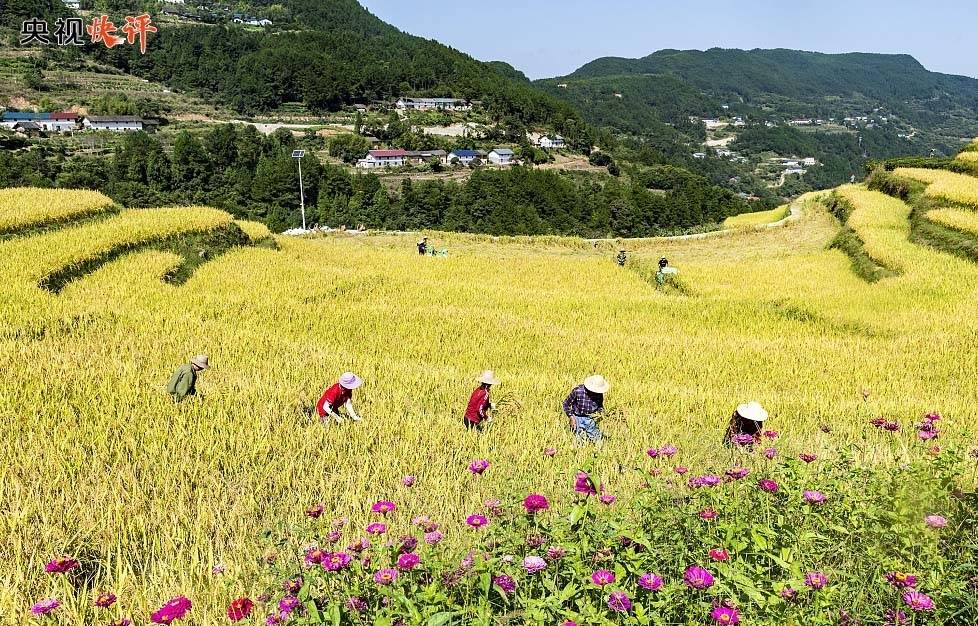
356,148,516,169
1,111,146,133
395,98,473,112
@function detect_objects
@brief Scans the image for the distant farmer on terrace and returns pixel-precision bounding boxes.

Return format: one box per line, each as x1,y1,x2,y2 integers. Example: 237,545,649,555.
167,354,209,403
417,237,428,255
464,370,500,431
616,249,627,267
725,401,769,445
563,375,610,442
317,372,363,424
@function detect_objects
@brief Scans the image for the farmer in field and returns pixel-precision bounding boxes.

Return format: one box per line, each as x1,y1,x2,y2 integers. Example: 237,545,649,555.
417,237,428,255
317,372,363,424
166,354,209,403
563,375,609,442
616,249,627,267
464,370,500,431
724,401,769,445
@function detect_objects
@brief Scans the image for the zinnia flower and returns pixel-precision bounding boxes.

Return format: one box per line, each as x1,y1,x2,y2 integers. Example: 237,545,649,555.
109,620,132,626
547,545,568,560
780,587,798,601
227,597,254,622
684,566,715,590
523,556,547,573
924,514,947,528
638,573,663,591
278,596,299,615
599,494,617,505
45,558,79,574
466,514,488,528
366,522,387,535
674,466,689,475
871,416,887,428
371,500,396,514
711,605,740,624
283,578,302,594
346,596,366,613
646,447,659,458
885,572,918,589
493,574,516,594
725,467,750,480
758,478,779,493
31,598,60,616
763,447,778,460
661,444,678,457
763,430,779,439
918,429,939,440
397,552,421,571
424,530,444,545
699,508,718,521
689,474,721,488
607,591,632,612
903,590,935,611
924,412,941,422
803,490,827,505
374,568,398,585
322,552,352,572
305,504,324,518
709,548,730,562
412,515,438,532
574,471,597,495
544,447,557,457
523,493,550,513
95,591,117,608
804,571,828,589
884,609,908,625
884,421,901,432
401,475,416,487
484,498,502,515
468,459,490,474
591,570,615,586
799,453,817,463
731,433,755,446
151,596,192,624
304,547,327,566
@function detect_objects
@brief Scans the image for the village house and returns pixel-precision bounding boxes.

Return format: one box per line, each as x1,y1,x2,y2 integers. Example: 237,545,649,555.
692,152,707,159
405,149,448,165
83,116,144,132
1,111,79,133
13,121,43,136
537,135,564,149
803,157,817,167
448,149,486,166
356,149,409,169
487,148,515,165
396,97,471,112
46,112,80,132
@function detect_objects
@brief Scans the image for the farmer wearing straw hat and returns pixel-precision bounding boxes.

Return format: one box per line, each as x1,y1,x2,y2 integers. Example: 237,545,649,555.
464,370,500,431
166,354,209,403
562,375,610,442
725,401,769,445
317,372,364,424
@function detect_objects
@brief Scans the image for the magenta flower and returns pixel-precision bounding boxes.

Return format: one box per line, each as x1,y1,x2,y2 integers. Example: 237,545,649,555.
94,591,117,608
780,587,798,601
366,522,387,535
283,578,302,594
804,571,828,590
638,573,663,591
661,444,678,457
396,552,421,571
924,412,941,422
371,500,396,514
484,498,503,515
903,590,935,611
322,552,352,572
803,490,827,505
401,475,416,487
346,596,366,613
871,416,887,428
646,447,659,458
547,545,568,560
493,574,516,594
684,566,715,590
109,620,132,626
31,598,60,616
725,467,750,480
469,459,490,474
924,514,947,528
374,568,398,586
689,474,722,488
885,572,918,589
304,546,327,566
884,609,908,625
544,447,557,457
412,515,438,532
347,537,370,552
523,556,547,573
523,493,550,514
151,596,192,624
698,508,718,521
325,530,342,544
45,558,79,574
763,447,778,460
591,569,616,586
709,548,730,562
711,605,740,624
278,596,300,615
574,471,597,496
758,478,779,493
731,433,755,446
562,622,578,626
599,494,617,505
799,453,817,463
763,430,779,439
305,504,324,518
466,514,488,528
607,591,632,613
918,429,939,440
674,466,689,475
884,421,901,432
424,530,444,545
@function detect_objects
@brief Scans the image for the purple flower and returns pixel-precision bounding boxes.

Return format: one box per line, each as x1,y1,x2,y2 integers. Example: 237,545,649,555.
265,614,282,626
699,508,718,521
903,590,935,611
371,500,396,514
305,504,324,518
108,620,132,626
347,537,370,553
151,596,192,624
493,574,516,594
523,556,547,573
799,453,817,463
397,552,421,571
646,448,659,458
345,596,366,613
763,447,778,460
325,530,342,543
94,591,117,608
523,493,550,513
885,572,918,589
674,466,689,475
763,430,779,439
804,571,828,590
684,566,715,590
322,551,352,571
711,605,740,624
758,478,779,493
574,471,597,496
401,475,416,487
283,578,302,594
31,598,60,616
884,609,908,626
466,514,488,528
278,596,300,615
366,522,387,535
469,459,490,474
424,530,444,545
725,467,750,480
599,494,617,505
607,591,632,613
591,569,615,586
638,573,663,591
780,587,798,601
924,515,947,528
924,412,941,422
661,444,678,457
884,421,901,432
45,558,79,574
803,490,827,505
397,535,418,554
689,474,722,488
732,433,755,446
918,429,939,441
546,545,568,560
374,568,398,586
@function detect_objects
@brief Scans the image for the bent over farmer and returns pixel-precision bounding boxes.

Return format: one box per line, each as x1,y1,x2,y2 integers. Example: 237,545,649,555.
317,372,363,424
167,354,209,403
464,370,500,431
563,375,609,442
724,401,769,446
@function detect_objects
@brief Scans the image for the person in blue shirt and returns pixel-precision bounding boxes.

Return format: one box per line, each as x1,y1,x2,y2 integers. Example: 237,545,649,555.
562,375,609,442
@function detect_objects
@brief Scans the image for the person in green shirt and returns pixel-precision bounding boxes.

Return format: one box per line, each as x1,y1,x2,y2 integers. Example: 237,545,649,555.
167,354,209,403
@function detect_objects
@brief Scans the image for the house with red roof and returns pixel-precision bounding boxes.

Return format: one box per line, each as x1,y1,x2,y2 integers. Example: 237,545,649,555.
356,149,410,169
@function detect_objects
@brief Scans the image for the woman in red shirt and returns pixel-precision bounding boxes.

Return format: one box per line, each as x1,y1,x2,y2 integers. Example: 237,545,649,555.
317,372,363,424
464,370,500,431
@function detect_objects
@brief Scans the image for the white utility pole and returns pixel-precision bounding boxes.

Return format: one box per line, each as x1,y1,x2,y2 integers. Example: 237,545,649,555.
292,149,306,230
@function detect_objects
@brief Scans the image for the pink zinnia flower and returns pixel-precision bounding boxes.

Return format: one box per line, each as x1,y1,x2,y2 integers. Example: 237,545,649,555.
484,498,502,515
322,552,352,572
763,430,779,439
493,574,516,594
31,598,60,616
607,590,632,613
763,447,778,460
924,514,947,528
918,429,939,441
803,490,827,505
366,522,387,535
546,545,568,560
709,548,729,562
523,556,547,573
346,596,366,613
871,416,887,428
689,474,721,488
731,433,755,446
424,530,443,545
799,453,817,463
397,552,421,571
684,566,715,590
109,620,132,626
303,546,327,566
804,571,828,590
227,597,254,622
151,596,192,624
371,500,396,514
523,493,550,513
466,514,488,528
674,466,689,475
661,444,678,457
574,471,597,495
699,508,718,521
885,572,918,589
780,587,798,601
591,569,615,586
599,494,616,505
758,478,779,493
544,447,557,457
646,447,659,458
374,568,398,586
725,467,750,480
278,596,300,615
711,605,740,624
95,591,117,608
283,578,302,594
469,459,490,474
305,504,324,518
924,412,941,422
638,573,663,591
884,609,908,626
45,557,79,574
401,475,416,487
903,590,935,611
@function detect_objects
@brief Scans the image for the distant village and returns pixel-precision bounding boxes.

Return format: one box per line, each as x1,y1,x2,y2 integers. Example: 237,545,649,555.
0,111,148,134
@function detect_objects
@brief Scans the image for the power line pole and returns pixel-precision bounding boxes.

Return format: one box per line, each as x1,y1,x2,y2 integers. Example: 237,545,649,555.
292,149,306,230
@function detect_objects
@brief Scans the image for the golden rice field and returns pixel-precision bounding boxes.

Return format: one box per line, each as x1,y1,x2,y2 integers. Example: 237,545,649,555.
894,167,978,208
2,180,978,624
722,204,790,229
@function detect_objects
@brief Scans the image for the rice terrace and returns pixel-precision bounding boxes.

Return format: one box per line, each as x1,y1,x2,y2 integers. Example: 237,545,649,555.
3,1,978,625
